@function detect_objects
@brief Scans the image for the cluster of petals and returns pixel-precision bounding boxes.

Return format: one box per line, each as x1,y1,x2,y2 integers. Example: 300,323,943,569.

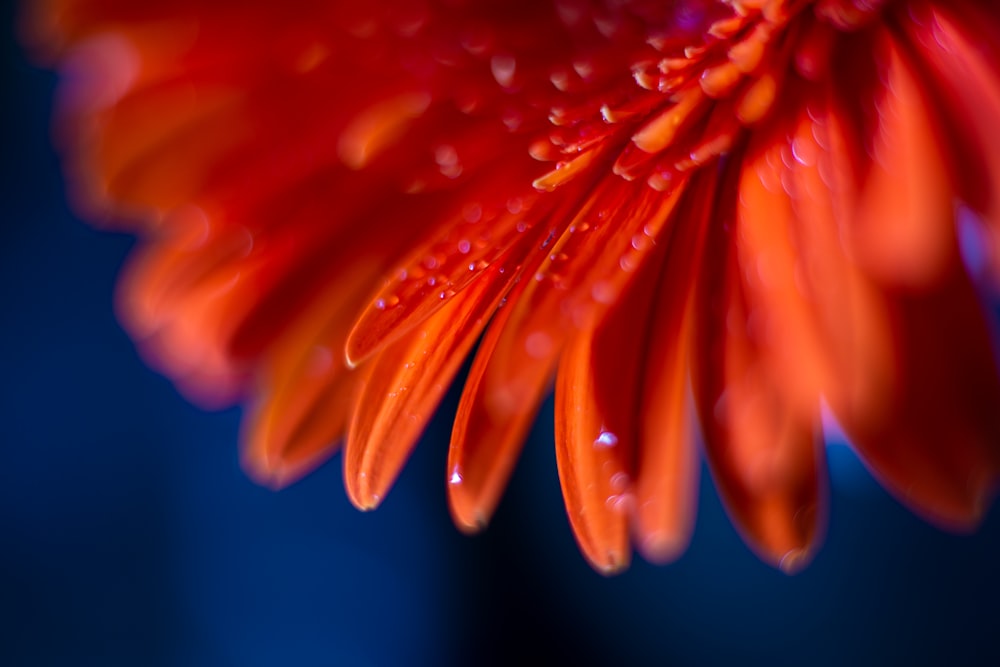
25,0,1000,573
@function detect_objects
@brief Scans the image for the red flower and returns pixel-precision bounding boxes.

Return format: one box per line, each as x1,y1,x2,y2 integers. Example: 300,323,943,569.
25,0,1000,573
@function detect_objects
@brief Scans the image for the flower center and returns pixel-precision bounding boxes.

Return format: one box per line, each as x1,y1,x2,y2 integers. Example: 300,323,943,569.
530,0,891,193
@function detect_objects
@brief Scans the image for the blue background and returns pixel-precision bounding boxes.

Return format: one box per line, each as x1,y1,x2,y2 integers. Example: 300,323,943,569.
3,4,999,665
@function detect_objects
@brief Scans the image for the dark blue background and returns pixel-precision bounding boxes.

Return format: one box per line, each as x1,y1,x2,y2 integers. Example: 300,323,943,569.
3,5,999,665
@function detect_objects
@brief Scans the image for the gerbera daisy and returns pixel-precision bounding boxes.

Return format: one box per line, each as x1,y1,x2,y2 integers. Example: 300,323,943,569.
23,0,1000,574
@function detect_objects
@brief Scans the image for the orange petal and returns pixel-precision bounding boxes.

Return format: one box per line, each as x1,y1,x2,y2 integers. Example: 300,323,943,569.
344,170,545,366
343,241,528,510
448,176,688,531
693,171,826,573
736,119,834,420
554,326,635,575
835,262,1000,530
785,99,895,426
242,362,356,489
632,172,719,564
445,238,562,532
839,28,957,287
902,2,1000,285
240,256,385,487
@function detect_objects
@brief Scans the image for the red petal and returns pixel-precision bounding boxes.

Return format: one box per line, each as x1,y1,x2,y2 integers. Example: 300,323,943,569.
835,264,1000,530
343,239,529,510
902,2,1000,285
448,176,688,531
632,172,719,564
240,259,384,486
694,164,826,573
836,28,957,287
555,327,634,575
344,169,545,366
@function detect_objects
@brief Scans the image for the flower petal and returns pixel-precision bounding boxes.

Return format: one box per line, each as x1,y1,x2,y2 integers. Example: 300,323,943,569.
555,327,635,575
344,170,545,366
240,255,387,486
343,238,532,510
834,263,1000,530
902,1,1000,285
835,27,957,287
448,176,688,531
694,167,826,573
781,99,896,426
631,173,719,564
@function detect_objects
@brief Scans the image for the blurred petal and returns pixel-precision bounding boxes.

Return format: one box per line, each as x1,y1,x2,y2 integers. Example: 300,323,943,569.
695,164,826,573
631,173,720,564
835,263,1000,530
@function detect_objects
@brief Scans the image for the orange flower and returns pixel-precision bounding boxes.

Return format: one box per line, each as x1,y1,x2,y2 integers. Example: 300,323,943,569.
24,0,1000,574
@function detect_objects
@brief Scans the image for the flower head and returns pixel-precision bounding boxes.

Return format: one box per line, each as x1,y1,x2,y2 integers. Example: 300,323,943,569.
25,0,1000,573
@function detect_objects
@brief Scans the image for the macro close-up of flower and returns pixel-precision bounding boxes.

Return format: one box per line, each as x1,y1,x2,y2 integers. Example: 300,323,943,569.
18,0,1000,580
8,0,1000,664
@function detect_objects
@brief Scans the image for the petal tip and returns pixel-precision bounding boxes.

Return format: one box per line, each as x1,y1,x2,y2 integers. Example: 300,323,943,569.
448,483,495,535
591,549,630,577
345,472,384,511
637,531,690,566
777,547,812,575
347,491,383,512
452,512,489,535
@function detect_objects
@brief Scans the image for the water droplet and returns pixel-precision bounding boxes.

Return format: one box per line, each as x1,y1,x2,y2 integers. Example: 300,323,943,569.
525,331,553,359
594,431,619,448
502,109,523,131
307,345,334,376
491,55,517,88
572,59,594,80
457,239,472,254
610,472,630,492
374,294,400,310
463,204,483,223
605,492,633,513
550,69,571,91
591,281,616,304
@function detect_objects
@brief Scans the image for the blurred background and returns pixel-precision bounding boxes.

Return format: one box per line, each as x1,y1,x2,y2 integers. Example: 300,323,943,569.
3,4,999,665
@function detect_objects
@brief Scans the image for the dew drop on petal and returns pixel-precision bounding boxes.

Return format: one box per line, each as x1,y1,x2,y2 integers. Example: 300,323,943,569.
463,204,483,223
594,430,619,448
525,331,553,359
491,55,517,88
591,281,616,304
